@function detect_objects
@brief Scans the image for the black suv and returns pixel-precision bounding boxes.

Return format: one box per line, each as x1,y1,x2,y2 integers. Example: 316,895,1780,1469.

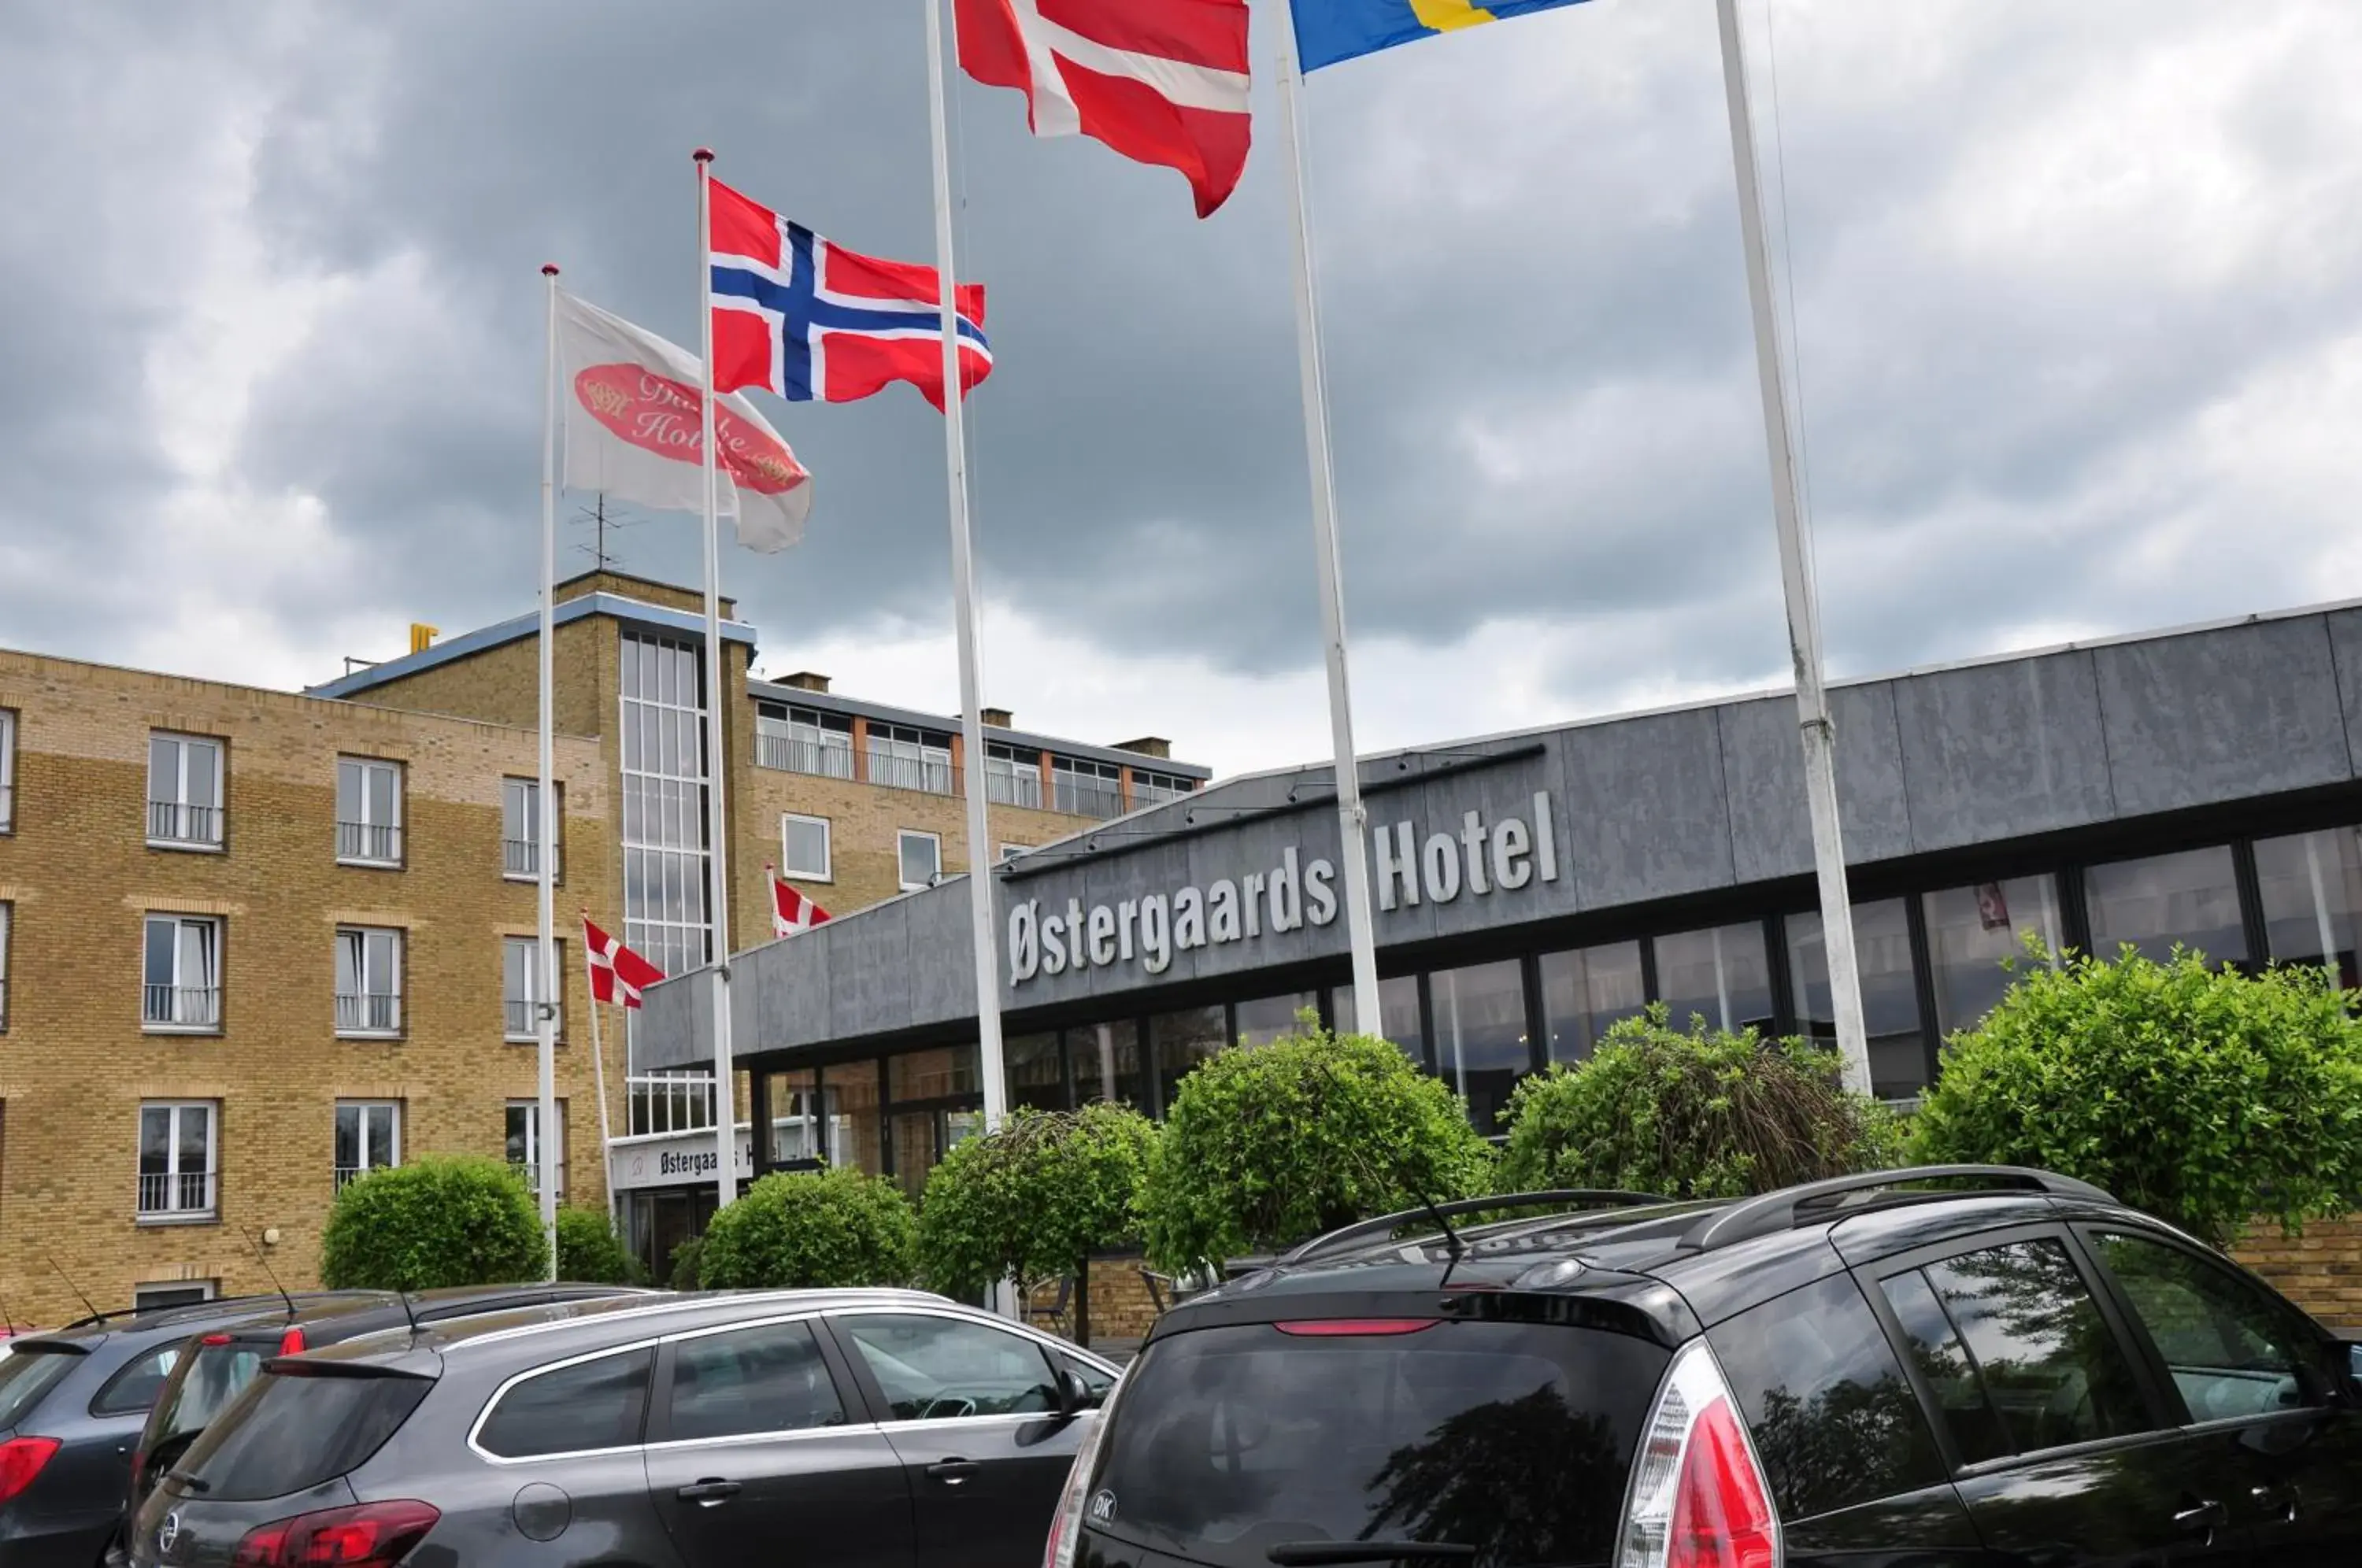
1050,1167,2362,1568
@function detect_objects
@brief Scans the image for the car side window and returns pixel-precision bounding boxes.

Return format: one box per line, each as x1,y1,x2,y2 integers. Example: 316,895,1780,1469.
1879,1238,2153,1462
835,1313,1060,1421
92,1344,182,1416
2093,1231,2321,1423
477,1347,653,1459
668,1320,846,1442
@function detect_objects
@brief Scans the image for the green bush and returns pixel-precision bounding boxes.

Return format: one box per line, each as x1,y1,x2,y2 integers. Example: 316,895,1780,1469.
554,1206,642,1285
666,1235,706,1292
919,1103,1155,1341
698,1166,919,1289
1912,943,2362,1246
1498,1006,1902,1199
320,1156,546,1291
1138,1017,1494,1271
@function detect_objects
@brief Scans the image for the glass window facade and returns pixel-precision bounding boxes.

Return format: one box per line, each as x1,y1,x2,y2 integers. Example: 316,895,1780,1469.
620,633,712,986
1152,1006,1228,1111
1429,958,1528,1133
1786,900,1927,1099
2086,846,2246,965
1330,974,1425,1063
1654,923,1773,1035
890,1044,979,1103
1923,875,2061,1037
1235,992,1317,1049
1539,941,1645,1065
1005,1033,1064,1113
1072,1021,1146,1109
2255,827,2362,984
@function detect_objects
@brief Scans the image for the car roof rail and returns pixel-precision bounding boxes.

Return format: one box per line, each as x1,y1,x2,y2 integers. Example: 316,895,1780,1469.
1679,1165,2117,1253
1281,1189,1675,1265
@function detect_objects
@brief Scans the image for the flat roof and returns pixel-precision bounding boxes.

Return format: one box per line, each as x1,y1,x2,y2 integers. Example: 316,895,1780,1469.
304,592,760,701
750,679,1212,780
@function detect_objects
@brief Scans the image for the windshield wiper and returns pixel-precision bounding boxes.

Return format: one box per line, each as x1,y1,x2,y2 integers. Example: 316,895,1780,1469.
1268,1544,1476,1566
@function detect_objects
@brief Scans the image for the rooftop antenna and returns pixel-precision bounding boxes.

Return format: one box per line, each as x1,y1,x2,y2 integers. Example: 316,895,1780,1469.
241,1227,297,1320
46,1255,101,1323
572,492,643,573
395,1288,421,1338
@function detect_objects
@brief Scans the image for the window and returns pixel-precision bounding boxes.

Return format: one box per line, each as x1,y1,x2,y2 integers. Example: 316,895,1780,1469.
998,842,1034,863
1071,1022,1146,1109
1151,1005,1228,1111
755,703,854,779
890,1044,979,1102
0,707,14,831
835,1313,1059,1421
476,1348,653,1459
1052,756,1123,819
1654,923,1774,1035
1786,900,1928,1100
2093,1231,2323,1424
1328,974,1426,1064
147,732,224,848
781,813,831,881
179,1368,431,1500
94,1344,185,1415
1923,875,2062,1036
1235,993,1317,1049
667,1320,846,1441
1005,1033,1064,1114
139,1101,217,1219
1431,958,1529,1132
985,744,1043,808
335,926,403,1036
335,756,403,865
505,1100,567,1196
2254,826,2362,985
1539,941,1646,1066
897,830,941,892
131,1281,217,1312
1709,1273,1946,1521
2085,845,2246,966
622,631,713,982
143,914,221,1030
1131,770,1194,808
335,1101,400,1190
869,723,953,794
502,778,563,881
503,937,564,1041
1878,1240,2151,1462
0,900,10,1032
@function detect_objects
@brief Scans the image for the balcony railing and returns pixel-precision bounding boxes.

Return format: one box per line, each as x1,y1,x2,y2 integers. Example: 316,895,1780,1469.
335,992,402,1035
138,1170,216,1217
143,985,220,1030
336,820,402,865
987,769,1043,809
757,733,856,779
505,998,561,1039
1132,781,1190,808
628,1073,718,1137
333,1163,390,1193
148,801,223,847
868,751,955,796
502,838,563,880
1053,778,1125,819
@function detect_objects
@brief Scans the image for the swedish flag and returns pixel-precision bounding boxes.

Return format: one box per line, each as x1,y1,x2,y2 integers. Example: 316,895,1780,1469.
1294,0,1600,72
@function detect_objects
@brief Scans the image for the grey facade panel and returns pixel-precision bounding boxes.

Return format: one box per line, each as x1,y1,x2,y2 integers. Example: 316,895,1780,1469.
903,886,977,1027
827,900,913,1041
1558,707,1736,909
1402,744,1581,939
1892,650,2115,852
754,934,831,1054
1719,683,1915,883
637,968,712,1073
2326,608,2362,777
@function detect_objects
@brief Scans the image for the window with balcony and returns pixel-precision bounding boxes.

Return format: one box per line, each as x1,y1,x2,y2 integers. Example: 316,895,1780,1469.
781,814,831,882
756,704,854,779
335,926,403,1037
335,1101,400,1190
0,900,11,1031
869,724,953,794
335,756,403,866
147,732,224,849
505,1100,566,1196
143,914,221,1031
1131,769,1194,808
502,777,564,881
1052,756,1124,819
503,936,565,1041
0,707,16,833
139,1101,217,1220
985,744,1042,808
898,830,942,893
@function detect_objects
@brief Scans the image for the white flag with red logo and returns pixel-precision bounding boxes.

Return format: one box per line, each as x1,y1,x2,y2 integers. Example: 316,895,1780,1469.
583,916,667,1009
556,289,813,552
957,0,1251,219
768,866,832,939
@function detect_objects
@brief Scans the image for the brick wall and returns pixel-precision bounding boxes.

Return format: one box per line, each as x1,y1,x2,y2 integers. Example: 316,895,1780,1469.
2233,1216,2362,1329
1021,1252,1164,1347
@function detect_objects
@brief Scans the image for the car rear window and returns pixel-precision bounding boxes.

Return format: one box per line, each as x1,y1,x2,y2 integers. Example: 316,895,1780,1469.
1087,1319,1668,1568
174,1370,431,1502
0,1345,79,1428
151,1341,270,1452
92,1344,183,1416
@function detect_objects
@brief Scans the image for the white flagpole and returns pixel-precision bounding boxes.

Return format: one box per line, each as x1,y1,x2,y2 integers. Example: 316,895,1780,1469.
1274,19,1382,1033
924,0,1012,1237
535,264,562,1278
581,921,616,1222
1714,0,1869,1093
693,148,742,1211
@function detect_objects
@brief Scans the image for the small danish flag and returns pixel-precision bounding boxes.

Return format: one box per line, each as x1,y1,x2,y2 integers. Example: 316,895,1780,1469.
768,865,832,939
583,915,666,1009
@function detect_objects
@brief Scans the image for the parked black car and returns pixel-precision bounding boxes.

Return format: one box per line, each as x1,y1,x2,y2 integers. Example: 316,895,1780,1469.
1049,1167,2362,1568
130,1288,1118,1567
0,1292,383,1568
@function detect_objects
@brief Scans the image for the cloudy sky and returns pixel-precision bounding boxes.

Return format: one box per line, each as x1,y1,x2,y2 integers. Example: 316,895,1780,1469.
4,1,2360,778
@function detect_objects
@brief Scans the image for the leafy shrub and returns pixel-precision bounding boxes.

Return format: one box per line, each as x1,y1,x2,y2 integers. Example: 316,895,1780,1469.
920,1104,1154,1340
698,1166,918,1289
1912,944,2362,1246
666,1235,705,1292
555,1206,642,1285
1138,1017,1494,1271
1497,1006,1902,1199
320,1156,546,1290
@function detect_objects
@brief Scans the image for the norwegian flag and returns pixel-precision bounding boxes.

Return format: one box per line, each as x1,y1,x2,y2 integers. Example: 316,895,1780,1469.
583,916,666,1010
709,176,992,412
957,0,1252,219
768,866,832,939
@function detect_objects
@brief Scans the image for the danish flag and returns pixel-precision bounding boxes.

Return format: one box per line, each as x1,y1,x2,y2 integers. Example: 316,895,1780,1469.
957,0,1252,218
768,866,832,939
709,176,991,412
583,916,666,1010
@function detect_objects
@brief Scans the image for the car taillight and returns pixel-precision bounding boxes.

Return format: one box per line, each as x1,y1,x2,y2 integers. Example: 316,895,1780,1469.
1615,1341,1779,1568
1042,1371,1126,1568
279,1327,306,1355
1272,1318,1437,1337
0,1437,60,1505
202,1333,234,1347
231,1500,440,1566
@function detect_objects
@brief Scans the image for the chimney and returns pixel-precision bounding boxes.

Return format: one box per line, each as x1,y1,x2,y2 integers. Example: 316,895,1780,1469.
980,706,1013,729
1113,736,1172,760
779,671,831,693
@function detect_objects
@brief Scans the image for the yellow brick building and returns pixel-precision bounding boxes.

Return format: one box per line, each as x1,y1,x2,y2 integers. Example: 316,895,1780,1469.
0,571,1203,1318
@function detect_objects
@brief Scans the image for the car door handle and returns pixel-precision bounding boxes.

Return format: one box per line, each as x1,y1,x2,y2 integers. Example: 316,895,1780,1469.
2172,1497,2226,1535
677,1478,742,1507
2251,1483,2301,1523
927,1459,980,1486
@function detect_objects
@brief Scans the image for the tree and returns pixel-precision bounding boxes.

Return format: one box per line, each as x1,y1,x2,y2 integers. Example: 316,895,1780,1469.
555,1206,643,1285
918,1103,1154,1344
698,1166,919,1289
1497,1006,1901,1199
1912,942,2362,1246
1136,1017,1494,1271
320,1156,546,1291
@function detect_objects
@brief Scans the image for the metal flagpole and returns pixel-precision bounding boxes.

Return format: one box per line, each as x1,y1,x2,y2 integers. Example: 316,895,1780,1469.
694,148,742,1211
535,263,562,1277
1274,18,1382,1033
581,921,617,1221
1713,0,1870,1093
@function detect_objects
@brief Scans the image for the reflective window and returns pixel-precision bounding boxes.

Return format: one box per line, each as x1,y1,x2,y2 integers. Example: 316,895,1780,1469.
92,1345,183,1416
1005,1033,1064,1114
668,1321,846,1441
620,632,712,980
765,1067,825,1166
1152,1006,1228,1111
2094,1232,2319,1423
835,1313,1058,1421
1071,1023,1146,1110
1879,1268,2009,1465
1431,958,1529,1133
820,1063,884,1177
2255,827,2362,985
1653,923,1773,1035
1235,992,1316,1049
897,830,942,892
890,1045,979,1103
1923,875,2063,1037
477,1348,653,1458
1328,974,1424,1064
781,813,831,882
1786,900,1927,1098
1538,941,1645,1066
2085,846,2245,966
